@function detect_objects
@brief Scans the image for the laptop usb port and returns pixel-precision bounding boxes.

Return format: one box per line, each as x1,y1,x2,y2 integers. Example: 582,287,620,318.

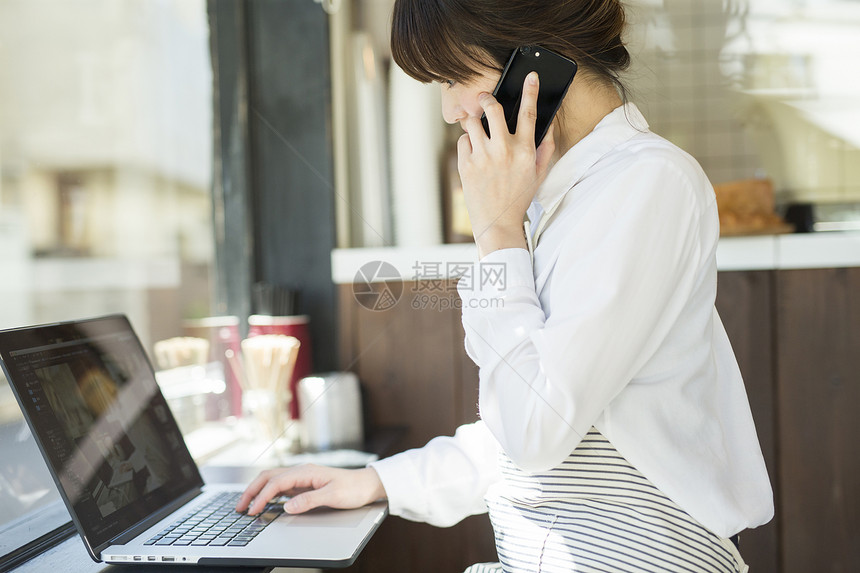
163,556,175,562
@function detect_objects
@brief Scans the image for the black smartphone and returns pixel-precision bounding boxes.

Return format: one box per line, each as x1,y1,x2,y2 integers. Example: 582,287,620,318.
481,46,578,147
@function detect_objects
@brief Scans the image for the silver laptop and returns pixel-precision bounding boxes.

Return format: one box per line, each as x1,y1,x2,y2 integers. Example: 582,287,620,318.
0,314,386,567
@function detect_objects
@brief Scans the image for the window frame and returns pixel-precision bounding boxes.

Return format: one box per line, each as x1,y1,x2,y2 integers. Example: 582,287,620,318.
0,503,76,571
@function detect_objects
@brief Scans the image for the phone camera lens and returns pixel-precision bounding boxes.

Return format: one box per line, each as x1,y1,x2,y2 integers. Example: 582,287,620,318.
521,46,531,55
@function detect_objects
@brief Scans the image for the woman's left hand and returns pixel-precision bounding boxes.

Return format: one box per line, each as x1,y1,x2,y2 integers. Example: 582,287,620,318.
458,71,556,258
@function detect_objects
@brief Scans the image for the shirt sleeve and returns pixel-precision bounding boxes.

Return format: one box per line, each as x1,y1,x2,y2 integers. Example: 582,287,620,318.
367,420,501,527
458,156,709,473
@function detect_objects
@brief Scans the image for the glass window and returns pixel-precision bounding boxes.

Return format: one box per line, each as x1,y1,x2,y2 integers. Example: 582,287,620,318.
0,372,68,558
626,0,860,202
0,0,213,556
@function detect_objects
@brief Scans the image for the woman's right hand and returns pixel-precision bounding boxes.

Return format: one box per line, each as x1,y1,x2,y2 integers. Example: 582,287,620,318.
458,71,555,258
235,464,387,516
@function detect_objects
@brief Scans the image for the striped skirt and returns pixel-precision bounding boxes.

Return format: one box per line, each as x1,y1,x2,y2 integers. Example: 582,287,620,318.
465,428,747,573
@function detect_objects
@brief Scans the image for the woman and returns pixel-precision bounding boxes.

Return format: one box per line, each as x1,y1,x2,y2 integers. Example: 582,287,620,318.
237,1,774,571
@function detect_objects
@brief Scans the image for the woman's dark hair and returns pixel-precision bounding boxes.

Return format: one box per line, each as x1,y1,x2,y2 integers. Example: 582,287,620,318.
391,0,630,95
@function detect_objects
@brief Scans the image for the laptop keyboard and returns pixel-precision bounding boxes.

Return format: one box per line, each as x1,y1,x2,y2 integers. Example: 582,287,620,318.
144,491,281,548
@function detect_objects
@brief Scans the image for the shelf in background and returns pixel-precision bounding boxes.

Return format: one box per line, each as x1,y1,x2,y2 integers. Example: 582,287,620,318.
332,232,860,283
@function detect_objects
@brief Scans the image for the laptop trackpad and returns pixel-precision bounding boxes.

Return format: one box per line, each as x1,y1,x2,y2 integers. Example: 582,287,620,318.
278,506,369,528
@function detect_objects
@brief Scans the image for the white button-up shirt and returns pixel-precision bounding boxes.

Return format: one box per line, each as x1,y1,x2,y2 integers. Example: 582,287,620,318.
370,103,774,539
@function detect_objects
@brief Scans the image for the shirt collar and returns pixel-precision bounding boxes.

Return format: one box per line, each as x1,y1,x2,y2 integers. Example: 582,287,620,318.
533,102,649,216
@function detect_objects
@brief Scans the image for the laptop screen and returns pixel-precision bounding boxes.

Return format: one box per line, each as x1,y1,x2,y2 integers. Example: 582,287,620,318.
0,315,203,551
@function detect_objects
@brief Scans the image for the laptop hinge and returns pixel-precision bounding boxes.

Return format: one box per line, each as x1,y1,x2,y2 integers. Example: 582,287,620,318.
100,486,204,551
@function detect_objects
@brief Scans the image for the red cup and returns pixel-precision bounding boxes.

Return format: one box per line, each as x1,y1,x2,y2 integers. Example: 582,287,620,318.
183,316,243,417
247,315,312,419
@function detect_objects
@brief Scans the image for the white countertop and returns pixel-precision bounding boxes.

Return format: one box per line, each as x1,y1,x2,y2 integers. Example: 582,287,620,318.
331,232,860,284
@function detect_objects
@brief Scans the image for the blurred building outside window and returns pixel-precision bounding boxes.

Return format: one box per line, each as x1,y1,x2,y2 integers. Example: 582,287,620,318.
0,0,218,557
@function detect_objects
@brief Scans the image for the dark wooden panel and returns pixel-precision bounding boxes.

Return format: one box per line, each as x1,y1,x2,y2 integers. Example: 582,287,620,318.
345,515,495,573
349,281,459,449
776,267,860,573
716,271,779,573
337,282,358,372
208,0,254,329
209,0,338,354
245,0,337,371
338,282,497,572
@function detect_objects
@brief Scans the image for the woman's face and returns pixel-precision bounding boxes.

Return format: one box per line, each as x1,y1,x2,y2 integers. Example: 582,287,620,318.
439,71,500,129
